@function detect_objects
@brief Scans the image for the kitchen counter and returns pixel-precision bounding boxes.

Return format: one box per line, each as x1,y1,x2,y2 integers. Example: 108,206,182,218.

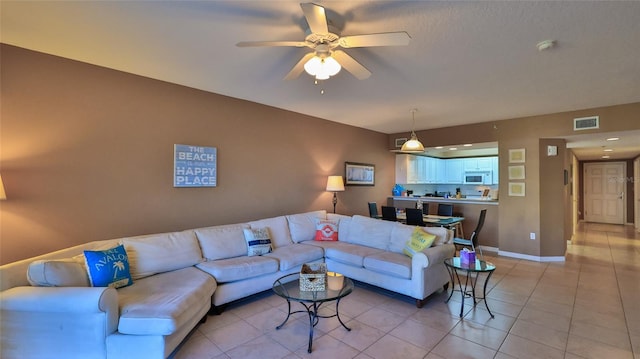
390,196,499,206
387,196,499,249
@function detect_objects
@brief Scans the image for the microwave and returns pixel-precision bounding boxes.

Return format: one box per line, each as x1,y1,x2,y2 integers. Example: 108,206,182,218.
464,171,492,184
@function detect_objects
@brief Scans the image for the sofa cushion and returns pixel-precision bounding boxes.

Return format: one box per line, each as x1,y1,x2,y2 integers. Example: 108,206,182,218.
27,257,90,287
196,256,279,283
324,242,385,267
121,230,203,280
403,227,436,258
248,216,293,248
314,219,339,241
327,213,351,241
83,244,133,288
243,228,272,256
363,251,412,279
263,244,324,271
344,215,394,250
195,223,249,260
287,210,327,243
388,224,451,254
117,267,216,336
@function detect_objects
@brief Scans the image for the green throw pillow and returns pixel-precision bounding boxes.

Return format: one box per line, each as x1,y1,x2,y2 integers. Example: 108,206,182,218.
403,227,436,257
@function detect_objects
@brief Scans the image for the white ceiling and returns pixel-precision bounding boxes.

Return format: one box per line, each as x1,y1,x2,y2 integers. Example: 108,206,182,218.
2,1,640,160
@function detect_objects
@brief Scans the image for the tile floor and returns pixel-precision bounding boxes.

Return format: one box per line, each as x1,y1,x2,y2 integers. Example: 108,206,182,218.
171,222,640,359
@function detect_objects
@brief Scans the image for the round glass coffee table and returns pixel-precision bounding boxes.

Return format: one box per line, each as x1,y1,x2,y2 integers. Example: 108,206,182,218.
444,257,496,318
272,273,353,353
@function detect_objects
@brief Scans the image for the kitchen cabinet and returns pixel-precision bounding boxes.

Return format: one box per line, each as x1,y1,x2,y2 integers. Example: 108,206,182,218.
443,159,464,183
463,157,493,171
396,154,428,184
491,157,499,184
424,156,443,183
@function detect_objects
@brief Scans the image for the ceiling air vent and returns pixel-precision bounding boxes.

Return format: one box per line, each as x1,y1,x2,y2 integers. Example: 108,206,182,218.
574,116,599,131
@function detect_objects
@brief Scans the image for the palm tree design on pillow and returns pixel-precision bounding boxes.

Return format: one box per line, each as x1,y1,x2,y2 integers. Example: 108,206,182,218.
113,261,125,279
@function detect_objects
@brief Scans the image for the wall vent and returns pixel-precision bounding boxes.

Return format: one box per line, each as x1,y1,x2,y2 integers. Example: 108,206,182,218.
573,116,599,131
395,138,407,147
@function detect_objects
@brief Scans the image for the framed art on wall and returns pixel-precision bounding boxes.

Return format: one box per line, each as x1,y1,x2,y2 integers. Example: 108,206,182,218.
174,144,217,187
508,165,525,180
345,162,375,186
509,148,526,163
508,182,526,197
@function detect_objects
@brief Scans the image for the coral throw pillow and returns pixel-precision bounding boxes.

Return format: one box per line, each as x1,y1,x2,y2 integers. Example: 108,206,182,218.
315,219,339,241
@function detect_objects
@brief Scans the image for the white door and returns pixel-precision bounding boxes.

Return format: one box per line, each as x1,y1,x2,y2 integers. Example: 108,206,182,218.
584,162,625,224
635,157,640,231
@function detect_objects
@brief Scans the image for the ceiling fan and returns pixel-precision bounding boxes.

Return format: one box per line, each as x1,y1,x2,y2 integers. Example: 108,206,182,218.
236,2,411,81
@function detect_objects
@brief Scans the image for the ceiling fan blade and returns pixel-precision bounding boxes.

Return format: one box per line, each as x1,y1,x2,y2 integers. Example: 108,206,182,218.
332,50,371,80
284,53,315,80
338,32,411,48
236,41,307,47
301,3,329,35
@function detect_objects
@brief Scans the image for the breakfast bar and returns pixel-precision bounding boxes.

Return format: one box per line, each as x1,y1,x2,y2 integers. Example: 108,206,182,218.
389,196,499,250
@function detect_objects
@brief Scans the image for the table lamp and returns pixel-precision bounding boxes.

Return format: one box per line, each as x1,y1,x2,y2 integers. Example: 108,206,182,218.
326,176,344,214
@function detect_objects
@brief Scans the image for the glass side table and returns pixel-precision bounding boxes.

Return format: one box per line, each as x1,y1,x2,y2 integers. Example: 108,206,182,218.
444,257,496,318
272,273,353,353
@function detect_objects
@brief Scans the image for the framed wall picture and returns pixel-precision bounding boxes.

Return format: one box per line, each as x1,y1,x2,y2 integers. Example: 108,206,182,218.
508,182,526,197
508,165,525,180
509,148,526,163
345,162,375,186
174,144,217,187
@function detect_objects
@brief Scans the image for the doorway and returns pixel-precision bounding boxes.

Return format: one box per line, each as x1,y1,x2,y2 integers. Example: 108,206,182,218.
583,162,626,224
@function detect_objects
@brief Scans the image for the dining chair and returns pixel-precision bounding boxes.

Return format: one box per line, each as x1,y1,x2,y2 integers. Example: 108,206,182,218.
405,208,425,226
437,203,454,216
453,209,486,258
381,206,398,221
368,202,382,219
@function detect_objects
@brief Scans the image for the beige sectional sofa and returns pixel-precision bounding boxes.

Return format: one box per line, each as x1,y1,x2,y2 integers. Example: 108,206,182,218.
0,210,454,359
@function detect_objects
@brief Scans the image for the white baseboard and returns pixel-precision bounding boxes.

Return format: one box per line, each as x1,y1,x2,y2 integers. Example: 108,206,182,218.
497,250,565,262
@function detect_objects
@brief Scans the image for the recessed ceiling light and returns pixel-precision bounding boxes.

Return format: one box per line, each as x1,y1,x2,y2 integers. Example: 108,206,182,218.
435,146,443,149
602,155,610,159
449,147,458,151
606,137,620,141
603,149,613,152
463,144,472,147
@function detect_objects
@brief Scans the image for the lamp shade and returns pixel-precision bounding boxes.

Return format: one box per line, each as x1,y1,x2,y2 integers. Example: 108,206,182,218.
0,174,6,200
304,55,341,80
326,176,345,192
400,133,425,152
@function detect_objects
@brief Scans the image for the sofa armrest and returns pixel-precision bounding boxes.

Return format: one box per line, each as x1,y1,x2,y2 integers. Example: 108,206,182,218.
1,286,119,359
421,243,455,268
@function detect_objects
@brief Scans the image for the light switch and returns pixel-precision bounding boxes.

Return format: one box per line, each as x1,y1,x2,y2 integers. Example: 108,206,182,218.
547,145,558,156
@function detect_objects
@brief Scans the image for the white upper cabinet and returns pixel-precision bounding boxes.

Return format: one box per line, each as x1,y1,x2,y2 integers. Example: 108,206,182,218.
443,159,464,183
397,155,498,185
396,154,428,184
463,157,493,171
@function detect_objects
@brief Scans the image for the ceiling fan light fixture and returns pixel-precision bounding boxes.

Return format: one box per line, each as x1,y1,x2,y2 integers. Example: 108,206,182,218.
304,55,341,80
400,108,425,153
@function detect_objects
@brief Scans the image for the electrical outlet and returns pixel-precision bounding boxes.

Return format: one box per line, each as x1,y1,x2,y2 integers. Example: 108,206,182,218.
530,232,536,240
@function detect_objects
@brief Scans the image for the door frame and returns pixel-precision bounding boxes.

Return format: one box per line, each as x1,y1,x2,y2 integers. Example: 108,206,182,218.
583,161,626,224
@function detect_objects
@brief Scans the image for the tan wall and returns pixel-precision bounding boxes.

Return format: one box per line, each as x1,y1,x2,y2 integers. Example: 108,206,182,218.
0,45,396,264
390,102,640,258
539,138,568,257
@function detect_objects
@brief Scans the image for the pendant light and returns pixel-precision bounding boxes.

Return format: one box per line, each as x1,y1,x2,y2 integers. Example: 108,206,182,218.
401,109,425,152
